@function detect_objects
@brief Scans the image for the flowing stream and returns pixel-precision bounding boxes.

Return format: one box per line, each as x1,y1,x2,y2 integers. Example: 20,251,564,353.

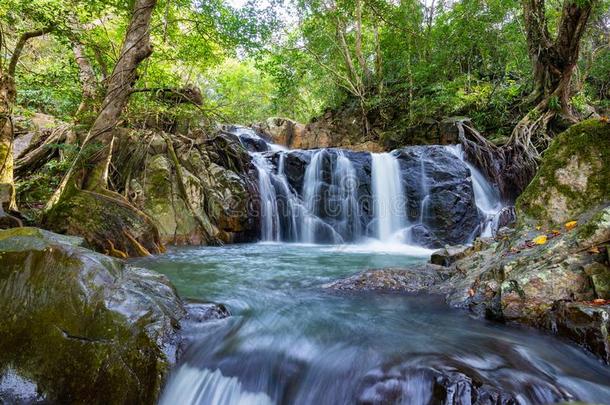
131,245,610,405
132,127,610,404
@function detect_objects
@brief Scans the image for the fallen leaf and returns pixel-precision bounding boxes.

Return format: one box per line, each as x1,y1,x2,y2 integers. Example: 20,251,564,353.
592,299,608,306
588,246,600,254
565,221,578,230
468,288,475,297
535,225,542,231
533,235,547,245
551,230,561,236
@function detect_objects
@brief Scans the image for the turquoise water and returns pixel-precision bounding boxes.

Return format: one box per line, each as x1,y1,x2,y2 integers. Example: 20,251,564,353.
132,244,610,405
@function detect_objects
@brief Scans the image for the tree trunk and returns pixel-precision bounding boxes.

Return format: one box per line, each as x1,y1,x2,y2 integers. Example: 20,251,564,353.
497,0,596,197
44,0,163,256
0,27,52,217
73,41,100,127
50,0,157,199
0,75,17,213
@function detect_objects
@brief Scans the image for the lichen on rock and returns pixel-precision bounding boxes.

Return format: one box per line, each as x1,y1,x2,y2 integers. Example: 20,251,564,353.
516,119,610,225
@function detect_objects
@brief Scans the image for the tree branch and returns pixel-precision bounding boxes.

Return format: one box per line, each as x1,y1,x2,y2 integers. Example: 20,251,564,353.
8,27,53,77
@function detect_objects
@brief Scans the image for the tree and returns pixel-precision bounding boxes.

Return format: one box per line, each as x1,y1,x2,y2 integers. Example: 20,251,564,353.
43,0,164,256
0,25,52,224
502,0,598,195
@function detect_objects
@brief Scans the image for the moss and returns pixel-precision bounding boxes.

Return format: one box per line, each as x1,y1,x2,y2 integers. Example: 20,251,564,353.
0,229,180,404
516,119,610,224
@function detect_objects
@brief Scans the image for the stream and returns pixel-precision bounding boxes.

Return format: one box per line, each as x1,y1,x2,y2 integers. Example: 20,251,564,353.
132,244,610,405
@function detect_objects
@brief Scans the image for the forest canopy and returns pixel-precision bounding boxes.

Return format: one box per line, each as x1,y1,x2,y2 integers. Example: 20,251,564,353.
1,0,607,128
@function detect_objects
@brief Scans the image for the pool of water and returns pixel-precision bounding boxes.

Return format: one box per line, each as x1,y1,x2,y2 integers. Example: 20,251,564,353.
132,243,610,405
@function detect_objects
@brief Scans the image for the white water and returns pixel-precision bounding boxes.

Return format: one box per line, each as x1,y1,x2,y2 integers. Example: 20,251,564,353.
301,150,326,243
252,154,280,242
445,145,504,237
160,366,273,405
371,153,407,241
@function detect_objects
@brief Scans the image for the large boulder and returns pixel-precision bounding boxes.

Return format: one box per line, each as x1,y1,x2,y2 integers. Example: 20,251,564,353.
121,130,259,246
0,227,185,404
516,119,610,225
396,146,481,246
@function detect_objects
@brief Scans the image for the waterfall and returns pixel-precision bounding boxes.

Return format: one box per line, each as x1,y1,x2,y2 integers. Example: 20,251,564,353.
371,153,407,241
333,151,361,241
252,154,280,242
160,366,272,405
418,150,430,225
445,145,504,237
226,125,503,248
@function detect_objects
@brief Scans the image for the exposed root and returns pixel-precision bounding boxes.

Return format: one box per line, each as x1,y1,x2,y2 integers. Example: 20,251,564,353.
162,133,221,244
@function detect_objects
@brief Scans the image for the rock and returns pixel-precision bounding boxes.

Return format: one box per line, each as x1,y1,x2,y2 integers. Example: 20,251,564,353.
516,119,610,225
357,353,567,405
0,227,186,404
438,116,471,145
430,245,472,267
583,262,610,299
42,187,164,257
396,146,481,246
323,266,449,293
543,301,610,364
123,130,259,246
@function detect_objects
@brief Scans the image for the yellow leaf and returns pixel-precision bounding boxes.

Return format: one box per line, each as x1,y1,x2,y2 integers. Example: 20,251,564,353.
533,235,547,245
565,221,578,230
535,225,542,230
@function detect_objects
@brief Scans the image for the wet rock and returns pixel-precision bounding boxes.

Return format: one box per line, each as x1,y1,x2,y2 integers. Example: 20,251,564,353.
323,266,449,293
544,301,610,364
357,353,568,405
0,227,186,404
430,245,472,267
396,146,481,246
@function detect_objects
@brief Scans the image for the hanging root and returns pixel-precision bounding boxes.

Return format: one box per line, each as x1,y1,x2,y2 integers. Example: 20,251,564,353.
501,108,556,197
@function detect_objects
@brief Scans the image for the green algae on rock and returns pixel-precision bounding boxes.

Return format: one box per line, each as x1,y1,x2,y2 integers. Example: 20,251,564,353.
516,119,610,225
0,227,186,404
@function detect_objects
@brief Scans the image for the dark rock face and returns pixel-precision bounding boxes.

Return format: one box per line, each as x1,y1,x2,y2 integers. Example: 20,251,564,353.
430,245,472,267
544,301,610,364
0,227,186,404
357,353,568,405
270,145,481,247
395,146,481,246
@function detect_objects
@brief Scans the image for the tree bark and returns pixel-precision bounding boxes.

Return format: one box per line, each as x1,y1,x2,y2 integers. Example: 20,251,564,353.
522,0,594,116
0,27,52,213
49,0,157,202
72,41,100,124
354,0,372,86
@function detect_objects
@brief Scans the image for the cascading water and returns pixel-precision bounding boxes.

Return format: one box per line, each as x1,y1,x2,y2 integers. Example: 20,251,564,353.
332,151,361,241
252,153,281,242
229,126,504,247
371,153,407,241
301,150,326,244
445,145,504,237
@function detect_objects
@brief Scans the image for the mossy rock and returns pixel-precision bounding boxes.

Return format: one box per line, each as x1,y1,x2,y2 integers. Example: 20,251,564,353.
0,227,185,404
42,189,163,257
516,119,610,225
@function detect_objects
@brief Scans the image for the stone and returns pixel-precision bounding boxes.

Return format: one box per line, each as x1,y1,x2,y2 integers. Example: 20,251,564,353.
323,266,448,293
543,302,610,364
583,262,610,299
430,245,472,267
516,119,610,225
0,227,186,404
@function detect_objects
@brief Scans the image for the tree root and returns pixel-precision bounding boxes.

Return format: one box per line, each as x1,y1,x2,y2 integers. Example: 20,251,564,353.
162,133,221,244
